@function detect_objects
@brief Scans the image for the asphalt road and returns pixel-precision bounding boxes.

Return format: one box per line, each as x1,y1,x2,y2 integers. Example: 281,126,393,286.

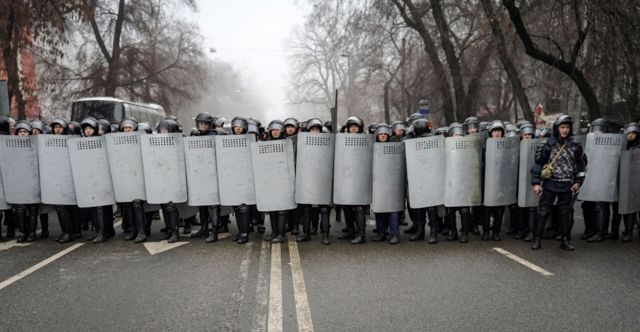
1,207,640,331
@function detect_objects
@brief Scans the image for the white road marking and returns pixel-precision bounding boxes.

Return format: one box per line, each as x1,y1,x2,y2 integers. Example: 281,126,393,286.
0,240,32,252
232,243,254,327
268,242,283,332
493,247,554,276
143,240,189,255
252,241,270,332
288,237,315,332
0,243,85,291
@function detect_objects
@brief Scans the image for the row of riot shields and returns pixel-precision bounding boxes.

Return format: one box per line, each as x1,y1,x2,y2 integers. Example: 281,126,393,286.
0,132,638,215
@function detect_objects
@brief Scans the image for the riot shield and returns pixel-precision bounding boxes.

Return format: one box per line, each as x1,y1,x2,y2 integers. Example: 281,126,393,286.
444,136,482,207
105,132,146,202
371,143,405,213
251,139,297,212
0,175,8,210
215,135,256,206
404,136,445,208
518,139,540,208
484,137,519,206
37,135,76,205
295,133,335,205
68,137,116,208
0,136,40,204
618,149,640,214
184,136,220,206
578,133,624,202
141,134,187,204
333,134,374,205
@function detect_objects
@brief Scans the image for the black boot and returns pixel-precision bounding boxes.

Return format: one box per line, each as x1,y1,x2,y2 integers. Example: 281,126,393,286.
296,206,311,242
15,207,27,243
622,215,633,242
481,214,491,241
133,202,148,243
320,207,331,245
446,214,458,241
560,237,575,251
531,237,542,250
265,212,277,242
272,211,287,243
587,203,605,242
92,208,107,244
236,205,250,244
459,211,471,243
26,207,37,242
192,206,210,239
350,207,366,244
166,206,179,244
55,206,74,244
427,228,438,244
40,214,49,239
409,219,425,241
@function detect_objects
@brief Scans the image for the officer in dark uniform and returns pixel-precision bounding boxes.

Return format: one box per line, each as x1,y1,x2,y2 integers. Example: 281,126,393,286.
262,119,288,243
582,118,611,242
444,122,473,243
482,120,507,241
154,119,183,243
403,118,441,244
283,117,301,235
619,122,639,242
517,123,537,242
117,118,149,243
189,112,223,243
48,117,76,243
336,116,369,244
229,116,253,244
531,114,585,250
12,121,39,243
29,120,50,239
372,124,402,244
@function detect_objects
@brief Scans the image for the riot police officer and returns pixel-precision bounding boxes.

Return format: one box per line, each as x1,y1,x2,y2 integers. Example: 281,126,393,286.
337,116,369,244
29,120,50,238
531,114,585,250
229,116,253,244
518,123,538,242
154,119,183,243
463,116,480,134
582,118,611,242
482,120,507,241
262,120,289,243
188,112,221,243
372,124,402,244
49,117,76,243
117,118,149,243
12,121,39,243
619,122,639,242
444,122,473,243
80,117,115,243
390,121,406,142
403,118,441,244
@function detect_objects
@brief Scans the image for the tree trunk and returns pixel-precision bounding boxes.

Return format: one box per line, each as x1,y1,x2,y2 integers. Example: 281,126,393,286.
104,0,126,97
2,1,26,119
429,0,465,118
458,42,493,119
481,0,533,123
383,81,392,123
392,0,455,124
502,0,600,120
